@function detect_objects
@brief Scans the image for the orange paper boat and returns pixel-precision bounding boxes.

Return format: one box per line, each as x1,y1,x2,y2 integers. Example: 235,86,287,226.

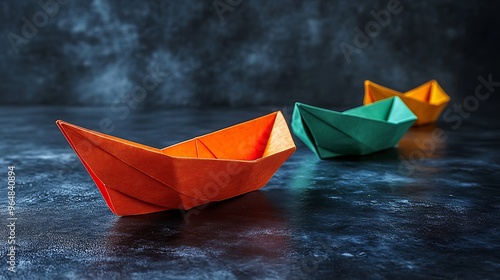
56,112,296,216
364,80,450,126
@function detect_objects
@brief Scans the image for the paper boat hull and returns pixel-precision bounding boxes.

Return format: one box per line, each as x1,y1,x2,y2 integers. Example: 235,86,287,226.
364,80,450,126
292,97,416,159
56,112,296,216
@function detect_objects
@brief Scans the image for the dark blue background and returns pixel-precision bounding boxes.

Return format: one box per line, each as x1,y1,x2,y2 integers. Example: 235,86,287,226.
1,0,499,107
1,2,500,278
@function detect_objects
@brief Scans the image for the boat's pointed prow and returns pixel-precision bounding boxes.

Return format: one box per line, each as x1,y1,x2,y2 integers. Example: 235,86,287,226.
56,119,118,214
56,120,94,157
55,120,72,139
55,120,187,216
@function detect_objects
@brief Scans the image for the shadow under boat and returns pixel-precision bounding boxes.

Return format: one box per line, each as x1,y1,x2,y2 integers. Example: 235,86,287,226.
105,190,291,260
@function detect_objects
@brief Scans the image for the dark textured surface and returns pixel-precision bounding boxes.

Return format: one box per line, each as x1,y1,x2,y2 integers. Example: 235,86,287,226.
1,0,500,107
1,106,499,279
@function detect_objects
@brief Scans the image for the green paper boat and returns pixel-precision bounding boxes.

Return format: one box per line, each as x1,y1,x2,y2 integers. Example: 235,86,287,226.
291,97,417,159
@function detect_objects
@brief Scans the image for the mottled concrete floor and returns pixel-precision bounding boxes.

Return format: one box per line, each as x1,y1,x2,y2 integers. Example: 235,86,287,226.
0,106,499,279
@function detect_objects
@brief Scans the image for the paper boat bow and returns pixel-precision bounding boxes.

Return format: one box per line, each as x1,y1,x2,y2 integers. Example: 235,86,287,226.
292,97,416,159
56,111,296,216
364,80,450,126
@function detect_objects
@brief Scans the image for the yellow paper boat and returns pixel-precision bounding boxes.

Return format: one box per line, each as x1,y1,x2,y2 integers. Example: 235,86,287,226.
56,111,296,216
364,80,450,126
